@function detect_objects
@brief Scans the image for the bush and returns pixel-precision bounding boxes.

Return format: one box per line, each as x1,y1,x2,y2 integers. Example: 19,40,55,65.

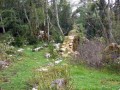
11,37,25,47
0,33,14,45
27,64,73,90
112,21,120,44
51,27,63,43
104,57,120,73
27,35,39,45
75,38,105,67
0,42,16,62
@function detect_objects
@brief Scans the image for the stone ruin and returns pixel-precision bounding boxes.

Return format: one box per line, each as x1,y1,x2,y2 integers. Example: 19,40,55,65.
102,43,120,64
60,25,80,57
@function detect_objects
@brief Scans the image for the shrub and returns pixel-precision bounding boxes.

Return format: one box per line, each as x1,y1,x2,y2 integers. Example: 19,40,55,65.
27,35,39,45
104,57,120,73
48,43,59,59
75,38,105,67
0,42,16,62
11,37,25,47
27,64,73,90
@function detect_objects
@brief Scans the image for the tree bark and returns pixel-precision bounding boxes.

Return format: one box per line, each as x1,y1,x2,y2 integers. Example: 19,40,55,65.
106,0,115,43
0,13,5,33
53,0,64,36
45,0,50,41
98,0,115,44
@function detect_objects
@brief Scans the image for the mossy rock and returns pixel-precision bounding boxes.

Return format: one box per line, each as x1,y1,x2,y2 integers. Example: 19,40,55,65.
102,43,120,64
64,36,70,41
68,29,79,36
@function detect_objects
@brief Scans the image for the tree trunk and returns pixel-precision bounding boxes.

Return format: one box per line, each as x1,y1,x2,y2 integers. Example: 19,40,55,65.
45,0,50,41
99,0,115,44
0,13,5,33
53,0,64,36
106,0,115,43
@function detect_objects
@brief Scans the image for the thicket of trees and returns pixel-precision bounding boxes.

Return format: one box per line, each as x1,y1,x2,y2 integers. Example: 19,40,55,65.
0,0,120,46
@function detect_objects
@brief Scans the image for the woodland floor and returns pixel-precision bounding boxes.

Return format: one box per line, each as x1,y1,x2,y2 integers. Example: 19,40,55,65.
0,46,120,90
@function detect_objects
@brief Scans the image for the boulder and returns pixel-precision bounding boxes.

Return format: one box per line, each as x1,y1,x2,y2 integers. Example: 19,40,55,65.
102,43,120,63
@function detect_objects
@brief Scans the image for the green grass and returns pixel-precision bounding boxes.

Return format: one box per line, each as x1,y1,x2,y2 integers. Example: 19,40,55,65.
71,65,120,90
0,46,120,90
0,47,49,90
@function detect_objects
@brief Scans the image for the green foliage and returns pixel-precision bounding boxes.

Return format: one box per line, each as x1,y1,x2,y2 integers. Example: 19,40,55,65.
28,65,72,90
0,0,46,46
0,46,48,90
36,8,45,24
11,37,24,47
0,42,16,62
58,0,73,34
106,60,120,73
51,27,63,43
112,22,120,44
77,2,103,39
27,35,38,45
48,43,59,59
0,33,14,44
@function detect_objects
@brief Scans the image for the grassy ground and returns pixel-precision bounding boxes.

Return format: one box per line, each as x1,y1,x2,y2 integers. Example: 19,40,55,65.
0,46,49,90
0,46,120,90
71,65,120,90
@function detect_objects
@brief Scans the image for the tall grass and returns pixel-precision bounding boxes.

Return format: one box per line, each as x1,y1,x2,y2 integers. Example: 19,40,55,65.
27,64,74,90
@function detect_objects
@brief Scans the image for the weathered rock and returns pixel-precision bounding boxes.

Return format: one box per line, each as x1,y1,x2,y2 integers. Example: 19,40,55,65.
51,78,67,90
102,43,120,63
32,85,38,90
55,60,62,64
32,46,43,52
68,29,79,36
17,48,24,52
0,61,9,69
37,67,48,72
53,43,61,51
60,33,80,57
45,53,51,59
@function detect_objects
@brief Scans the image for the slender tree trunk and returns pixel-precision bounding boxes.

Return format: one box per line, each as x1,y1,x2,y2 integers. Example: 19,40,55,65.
0,13,5,33
106,0,115,43
24,8,31,24
98,0,115,44
34,8,39,30
45,0,50,41
23,8,33,36
53,0,64,36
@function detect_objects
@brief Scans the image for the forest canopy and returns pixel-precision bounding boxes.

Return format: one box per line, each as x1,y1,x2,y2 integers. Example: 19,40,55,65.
0,0,120,45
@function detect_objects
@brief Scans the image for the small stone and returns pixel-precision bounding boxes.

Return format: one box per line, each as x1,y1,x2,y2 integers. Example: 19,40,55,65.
45,53,51,59
9,55,13,57
51,78,67,89
55,60,62,64
17,48,24,52
32,46,43,52
37,67,48,72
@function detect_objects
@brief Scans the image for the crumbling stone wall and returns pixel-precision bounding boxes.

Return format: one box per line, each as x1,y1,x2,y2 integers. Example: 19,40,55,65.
60,29,80,57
